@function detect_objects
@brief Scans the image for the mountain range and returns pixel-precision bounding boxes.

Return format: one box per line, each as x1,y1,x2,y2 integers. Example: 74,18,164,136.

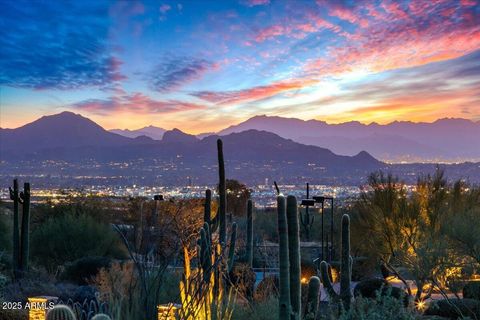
0,112,386,185
216,115,480,162
108,115,480,163
110,126,166,140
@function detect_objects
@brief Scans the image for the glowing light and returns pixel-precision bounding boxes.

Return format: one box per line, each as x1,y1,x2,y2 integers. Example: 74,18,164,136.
415,300,427,311
28,296,56,320
301,277,308,284
157,303,179,320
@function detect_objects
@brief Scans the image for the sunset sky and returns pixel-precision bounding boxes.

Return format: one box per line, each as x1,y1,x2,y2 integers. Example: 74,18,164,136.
1,0,479,133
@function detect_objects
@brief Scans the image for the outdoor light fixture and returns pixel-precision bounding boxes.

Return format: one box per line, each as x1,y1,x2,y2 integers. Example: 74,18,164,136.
300,199,315,206
28,296,57,320
301,192,335,262
157,303,180,320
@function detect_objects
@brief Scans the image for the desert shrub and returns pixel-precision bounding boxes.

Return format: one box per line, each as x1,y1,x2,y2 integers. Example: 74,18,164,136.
463,281,480,300
0,306,28,320
229,263,256,300
157,270,181,304
232,296,278,320
0,214,10,252
425,298,480,319
354,278,389,299
62,256,113,285
3,278,60,302
337,290,416,320
254,274,279,302
31,214,126,273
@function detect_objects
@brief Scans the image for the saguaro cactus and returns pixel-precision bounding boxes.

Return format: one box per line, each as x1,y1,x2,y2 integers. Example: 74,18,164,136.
19,182,30,273
217,139,227,245
46,305,77,320
91,314,111,320
9,179,20,278
9,180,31,279
286,195,301,319
277,195,291,320
204,189,212,226
304,276,321,320
320,214,352,310
246,199,254,267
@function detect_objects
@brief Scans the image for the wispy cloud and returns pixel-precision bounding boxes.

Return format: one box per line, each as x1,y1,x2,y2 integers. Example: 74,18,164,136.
192,79,315,105
150,57,218,92
241,0,270,7
0,1,125,90
72,93,205,115
305,0,480,77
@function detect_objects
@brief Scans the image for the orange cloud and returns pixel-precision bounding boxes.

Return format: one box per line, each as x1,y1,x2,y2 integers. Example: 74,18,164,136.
192,79,317,105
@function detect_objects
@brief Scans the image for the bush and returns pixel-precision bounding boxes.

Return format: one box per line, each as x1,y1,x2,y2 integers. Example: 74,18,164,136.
31,214,126,272
337,291,416,320
232,296,278,320
354,278,389,299
62,256,113,285
425,298,480,319
157,271,181,304
0,306,28,320
229,263,256,300
0,214,10,252
254,275,279,302
463,281,480,300
353,278,409,307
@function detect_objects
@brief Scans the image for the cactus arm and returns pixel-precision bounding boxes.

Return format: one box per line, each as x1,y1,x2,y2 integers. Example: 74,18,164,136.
227,223,237,273
304,276,321,320
277,195,291,320
274,181,281,195
217,139,226,245
320,261,339,301
200,227,212,282
286,195,301,318
204,189,212,226
246,199,254,267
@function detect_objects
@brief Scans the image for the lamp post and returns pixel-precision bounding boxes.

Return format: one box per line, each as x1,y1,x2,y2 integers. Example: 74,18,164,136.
301,195,335,262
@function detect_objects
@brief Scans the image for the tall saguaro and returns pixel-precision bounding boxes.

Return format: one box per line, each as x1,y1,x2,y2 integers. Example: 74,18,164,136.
19,182,31,273
217,139,227,245
9,179,20,278
286,195,301,318
9,179,31,279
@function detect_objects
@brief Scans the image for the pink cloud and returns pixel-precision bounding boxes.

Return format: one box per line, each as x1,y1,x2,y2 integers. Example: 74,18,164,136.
159,4,171,14
255,24,285,42
328,5,369,28
242,0,270,7
380,1,410,20
253,14,341,43
305,1,480,78
72,93,204,115
192,79,316,105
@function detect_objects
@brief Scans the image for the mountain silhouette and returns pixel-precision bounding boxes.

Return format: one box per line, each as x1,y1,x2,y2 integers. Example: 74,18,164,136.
0,112,134,152
0,112,383,182
110,125,166,140
217,115,480,162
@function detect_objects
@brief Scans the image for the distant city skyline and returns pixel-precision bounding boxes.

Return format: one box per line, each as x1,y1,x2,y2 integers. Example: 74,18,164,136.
1,0,480,133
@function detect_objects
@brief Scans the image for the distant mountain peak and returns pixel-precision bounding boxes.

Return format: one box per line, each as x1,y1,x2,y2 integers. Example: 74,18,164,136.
162,128,198,144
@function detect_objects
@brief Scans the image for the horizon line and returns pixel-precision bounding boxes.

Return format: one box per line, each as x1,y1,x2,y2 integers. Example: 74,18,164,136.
2,110,479,134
